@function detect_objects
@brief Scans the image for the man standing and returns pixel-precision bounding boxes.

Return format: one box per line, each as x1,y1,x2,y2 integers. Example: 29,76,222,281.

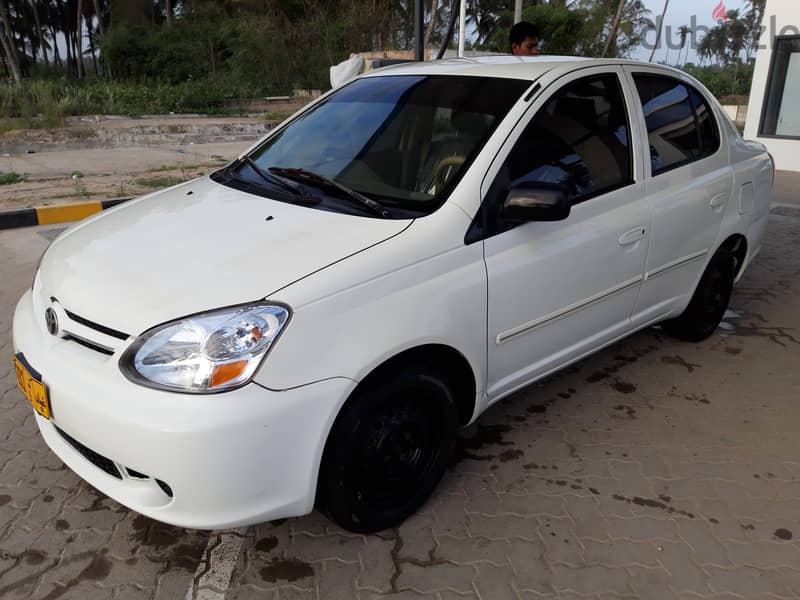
510,21,541,56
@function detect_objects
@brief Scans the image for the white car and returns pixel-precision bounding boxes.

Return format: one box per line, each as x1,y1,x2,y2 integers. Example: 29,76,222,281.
13,57,772,533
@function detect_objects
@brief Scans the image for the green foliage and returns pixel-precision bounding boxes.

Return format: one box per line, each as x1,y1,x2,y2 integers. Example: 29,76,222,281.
0,172,26,185
0,77,275,118
696,2,765,66
97,6,380,94
73,178,91,198
683,63,756,98
484,5,590,55
0,113,61,132
0,0,758,121
100,20,242,84
135,176,188,189
262,112,291,122
480,0,651,58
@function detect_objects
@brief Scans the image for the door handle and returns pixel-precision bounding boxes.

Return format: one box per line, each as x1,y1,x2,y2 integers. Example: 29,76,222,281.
710,193,729,208
618,227,647,246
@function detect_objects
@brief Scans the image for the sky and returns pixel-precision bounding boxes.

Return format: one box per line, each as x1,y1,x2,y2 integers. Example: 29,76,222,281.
630,0,751,63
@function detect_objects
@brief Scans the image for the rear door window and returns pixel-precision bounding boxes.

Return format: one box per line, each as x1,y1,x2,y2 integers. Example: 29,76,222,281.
690,87,721,157
632,74,720,175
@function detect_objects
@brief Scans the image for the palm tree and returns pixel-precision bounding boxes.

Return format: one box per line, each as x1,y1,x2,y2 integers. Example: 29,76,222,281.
697,26,727,65
601,0,625,58
677,24,690,65
92,0,105,36
28,0,49,67
743,0,765,62
649,0,669,62
724,9,749,93
0,0,22,82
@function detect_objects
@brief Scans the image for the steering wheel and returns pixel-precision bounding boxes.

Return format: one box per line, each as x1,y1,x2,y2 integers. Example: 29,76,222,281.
432,156,465,192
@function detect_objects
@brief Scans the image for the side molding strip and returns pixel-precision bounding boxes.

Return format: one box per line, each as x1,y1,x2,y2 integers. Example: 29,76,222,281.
645,249,709,281
496,276,643,345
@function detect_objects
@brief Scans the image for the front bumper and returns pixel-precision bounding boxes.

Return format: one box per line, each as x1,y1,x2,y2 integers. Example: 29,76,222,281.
12,289,356,529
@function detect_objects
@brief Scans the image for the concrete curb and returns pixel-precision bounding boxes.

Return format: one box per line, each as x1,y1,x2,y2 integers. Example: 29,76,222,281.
0,198,132,230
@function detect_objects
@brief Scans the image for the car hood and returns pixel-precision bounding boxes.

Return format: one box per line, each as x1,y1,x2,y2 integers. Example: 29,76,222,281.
39,177,411,335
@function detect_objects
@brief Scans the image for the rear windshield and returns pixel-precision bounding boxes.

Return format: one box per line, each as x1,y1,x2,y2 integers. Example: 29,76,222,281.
238,75,530,213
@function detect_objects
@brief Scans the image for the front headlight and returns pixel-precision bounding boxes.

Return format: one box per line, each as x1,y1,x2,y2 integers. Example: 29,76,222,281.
120,303,290,393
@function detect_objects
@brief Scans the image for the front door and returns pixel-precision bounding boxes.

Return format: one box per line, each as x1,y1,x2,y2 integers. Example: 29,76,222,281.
481,68,651,400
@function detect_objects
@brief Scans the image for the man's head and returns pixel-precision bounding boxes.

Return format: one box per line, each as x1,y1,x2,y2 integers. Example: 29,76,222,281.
510,21,540,56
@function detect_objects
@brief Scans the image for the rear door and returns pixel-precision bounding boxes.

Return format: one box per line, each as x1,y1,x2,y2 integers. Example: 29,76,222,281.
479,67,651,400
623,68,731,327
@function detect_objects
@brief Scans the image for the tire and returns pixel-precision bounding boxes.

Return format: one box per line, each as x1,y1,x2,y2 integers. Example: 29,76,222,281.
317,363,458,533
663,247,736,342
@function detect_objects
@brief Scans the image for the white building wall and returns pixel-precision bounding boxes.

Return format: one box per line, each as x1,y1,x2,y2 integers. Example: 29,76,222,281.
744,0,800,171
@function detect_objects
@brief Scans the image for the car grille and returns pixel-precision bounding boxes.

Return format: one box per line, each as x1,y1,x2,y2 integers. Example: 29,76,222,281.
49,298,130,357
55,425,122,479
62,333,115,356
63,308,129,341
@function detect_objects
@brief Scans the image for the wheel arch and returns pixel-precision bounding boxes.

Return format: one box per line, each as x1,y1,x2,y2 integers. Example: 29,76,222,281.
314,343,478,524
349,344,478,427
718,233,748,279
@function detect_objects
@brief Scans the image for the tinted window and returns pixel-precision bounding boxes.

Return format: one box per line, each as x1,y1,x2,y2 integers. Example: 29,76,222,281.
633,74,719,175
503,74,632,203
690,87,720,155
226,75,528,213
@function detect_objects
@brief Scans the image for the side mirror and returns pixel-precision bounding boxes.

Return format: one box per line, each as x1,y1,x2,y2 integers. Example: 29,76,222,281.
502,183,571,223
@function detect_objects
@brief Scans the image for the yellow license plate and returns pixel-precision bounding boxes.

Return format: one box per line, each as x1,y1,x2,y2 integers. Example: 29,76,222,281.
14,355,51,420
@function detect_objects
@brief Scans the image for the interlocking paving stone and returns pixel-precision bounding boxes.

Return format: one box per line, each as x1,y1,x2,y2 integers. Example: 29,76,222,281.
1,179,800,599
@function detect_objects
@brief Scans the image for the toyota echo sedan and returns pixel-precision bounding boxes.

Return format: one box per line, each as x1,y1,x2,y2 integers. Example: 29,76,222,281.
13,57,773,533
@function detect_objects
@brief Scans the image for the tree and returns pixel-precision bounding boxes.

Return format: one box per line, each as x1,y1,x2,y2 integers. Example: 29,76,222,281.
29,0,49,67
697,25,726,65
75,0,84,78
601,0,625,58
676,25,690,65
92,0,104,35
481,1,650,58
0,0,22,81
649,0,669,62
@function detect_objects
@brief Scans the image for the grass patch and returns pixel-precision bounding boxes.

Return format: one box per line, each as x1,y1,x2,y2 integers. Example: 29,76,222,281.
262,111,291,121
147,163,210,173
0,77,282,120
50,191,98,199
135,176,188,189
0,172,26,185
0,113,63,134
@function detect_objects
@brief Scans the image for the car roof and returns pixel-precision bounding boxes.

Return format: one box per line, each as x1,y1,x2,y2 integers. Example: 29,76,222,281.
362,55,682,81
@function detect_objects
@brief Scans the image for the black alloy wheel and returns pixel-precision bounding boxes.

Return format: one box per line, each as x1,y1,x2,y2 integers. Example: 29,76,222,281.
664,247,737,342
317,363,458,533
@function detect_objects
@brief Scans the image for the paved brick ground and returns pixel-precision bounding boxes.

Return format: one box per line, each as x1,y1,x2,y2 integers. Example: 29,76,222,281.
1,175,799,599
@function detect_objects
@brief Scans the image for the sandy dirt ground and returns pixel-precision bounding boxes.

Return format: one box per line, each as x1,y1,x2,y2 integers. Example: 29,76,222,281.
0,114,298,210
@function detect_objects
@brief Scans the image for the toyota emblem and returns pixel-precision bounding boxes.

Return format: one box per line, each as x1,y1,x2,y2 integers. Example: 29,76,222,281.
45,308,59,336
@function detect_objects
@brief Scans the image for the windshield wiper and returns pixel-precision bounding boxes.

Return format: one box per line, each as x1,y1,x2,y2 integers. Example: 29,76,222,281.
269,167,390,218
231,157,315,200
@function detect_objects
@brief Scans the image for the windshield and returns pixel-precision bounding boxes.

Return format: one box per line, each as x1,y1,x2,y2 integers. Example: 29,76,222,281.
227,75,529,215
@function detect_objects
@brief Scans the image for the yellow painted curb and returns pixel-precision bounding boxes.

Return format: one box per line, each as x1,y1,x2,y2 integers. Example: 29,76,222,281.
36,202,104,225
